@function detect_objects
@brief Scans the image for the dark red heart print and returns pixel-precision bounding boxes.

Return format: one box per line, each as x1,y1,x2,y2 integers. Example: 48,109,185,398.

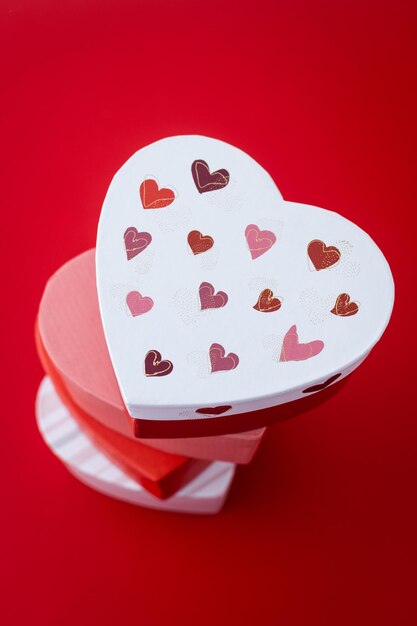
302,373,341,393
191,159,230,193
195,406,232,416
144,350,174,377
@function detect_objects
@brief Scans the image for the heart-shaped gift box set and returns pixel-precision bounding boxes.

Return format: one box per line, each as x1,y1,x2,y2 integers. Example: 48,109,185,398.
35,136,394,514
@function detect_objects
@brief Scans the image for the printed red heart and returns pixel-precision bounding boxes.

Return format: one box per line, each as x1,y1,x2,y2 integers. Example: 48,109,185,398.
209,343,239,373
302,373,342,393
124,227,152,260
308,239,341,270
140,179,175,209
187,230,214,255
195,406,232,416
331,293,359,317
144,349,174,377
191,159,230,193
199,282,228,310
253,288,282,313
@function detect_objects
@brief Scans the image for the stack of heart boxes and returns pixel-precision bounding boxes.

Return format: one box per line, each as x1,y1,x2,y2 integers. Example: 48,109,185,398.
35,153,380,514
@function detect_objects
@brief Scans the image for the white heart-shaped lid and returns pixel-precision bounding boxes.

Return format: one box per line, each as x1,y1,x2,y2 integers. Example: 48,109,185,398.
96,135,394,424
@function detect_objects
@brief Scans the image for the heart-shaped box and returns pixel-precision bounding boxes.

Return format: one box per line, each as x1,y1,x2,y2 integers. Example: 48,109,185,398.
96,135,394,435
36,378,234,514
37,249,266,461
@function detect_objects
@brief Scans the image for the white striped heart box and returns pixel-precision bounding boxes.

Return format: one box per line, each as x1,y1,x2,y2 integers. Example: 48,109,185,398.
36,377,235,514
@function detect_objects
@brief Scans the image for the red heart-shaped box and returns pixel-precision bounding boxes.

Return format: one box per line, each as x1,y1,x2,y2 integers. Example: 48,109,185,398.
37,249,266,460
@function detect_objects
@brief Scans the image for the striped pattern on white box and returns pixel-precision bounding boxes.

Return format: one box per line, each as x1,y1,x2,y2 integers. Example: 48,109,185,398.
36,377,235,514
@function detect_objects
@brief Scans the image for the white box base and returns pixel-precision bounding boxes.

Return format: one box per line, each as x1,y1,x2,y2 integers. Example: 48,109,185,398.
36,377,236,514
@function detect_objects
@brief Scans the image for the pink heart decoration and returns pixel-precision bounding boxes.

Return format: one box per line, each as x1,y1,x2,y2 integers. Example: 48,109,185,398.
209,343,239,373
124,227,152,261
279,325,324,362
245,224,276,259
126,291,154,317
199,282,228,310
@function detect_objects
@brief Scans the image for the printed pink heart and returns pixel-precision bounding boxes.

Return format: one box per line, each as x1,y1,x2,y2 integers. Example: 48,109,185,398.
199,282,228,310
279,325,324,362
195,406,232,416
124,227,152,261
144,349,173,377
126,291,154,317
209,343,239,373
245,224,276,259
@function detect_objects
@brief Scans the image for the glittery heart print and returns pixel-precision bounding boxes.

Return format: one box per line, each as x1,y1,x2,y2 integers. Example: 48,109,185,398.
308,240,341,270
330,293,359,317
124,227,152,260
140,179,175,209
253,288,281,313
187,230,214,255
199,282,228,310
144,350,174,377
191,159,230,193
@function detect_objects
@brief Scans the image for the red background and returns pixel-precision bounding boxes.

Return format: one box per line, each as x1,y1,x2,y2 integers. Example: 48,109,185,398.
2,1,416,624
